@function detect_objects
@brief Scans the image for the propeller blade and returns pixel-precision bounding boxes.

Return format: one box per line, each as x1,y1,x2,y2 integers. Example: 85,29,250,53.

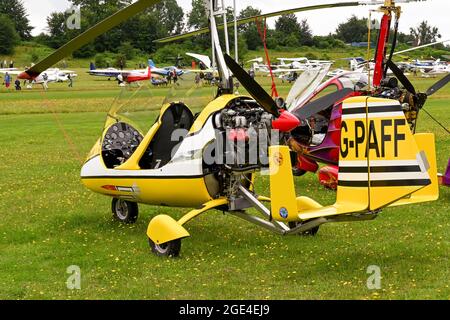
386,60,416,95
19,0,162,79
426,74,450,96
224,54,279,117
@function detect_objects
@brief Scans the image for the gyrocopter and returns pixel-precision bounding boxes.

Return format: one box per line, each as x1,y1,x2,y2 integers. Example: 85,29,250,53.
21,0,440,257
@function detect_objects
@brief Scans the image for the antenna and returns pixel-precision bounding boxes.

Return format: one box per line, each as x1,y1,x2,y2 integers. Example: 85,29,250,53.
233,0,238,62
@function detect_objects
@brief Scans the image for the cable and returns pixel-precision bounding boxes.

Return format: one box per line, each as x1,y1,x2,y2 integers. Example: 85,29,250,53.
422,108,450,135
255,17,279,98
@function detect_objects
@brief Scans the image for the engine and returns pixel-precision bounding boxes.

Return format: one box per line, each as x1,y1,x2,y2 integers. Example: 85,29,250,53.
376,77,427,132
212,98,274,172
204,98,274,202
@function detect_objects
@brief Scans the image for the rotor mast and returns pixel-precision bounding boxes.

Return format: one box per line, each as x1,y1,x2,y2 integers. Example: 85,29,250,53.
372,0,403,87
206,0,233,93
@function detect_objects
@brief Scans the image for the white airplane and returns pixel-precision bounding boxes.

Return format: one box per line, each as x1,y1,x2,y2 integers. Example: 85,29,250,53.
186,52,213,71
0,67,78,88
0,68,18,73
278,57,333,69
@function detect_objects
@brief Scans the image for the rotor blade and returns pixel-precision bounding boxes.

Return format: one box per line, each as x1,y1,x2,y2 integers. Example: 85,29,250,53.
426,74,450,96
155,2,361,44
293,88,354,120
386,60,416,95
224,54,279,117
393,39,450,56
20,0,162,79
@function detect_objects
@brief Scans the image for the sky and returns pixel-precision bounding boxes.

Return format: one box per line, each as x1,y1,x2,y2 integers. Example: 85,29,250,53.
23,0,450,41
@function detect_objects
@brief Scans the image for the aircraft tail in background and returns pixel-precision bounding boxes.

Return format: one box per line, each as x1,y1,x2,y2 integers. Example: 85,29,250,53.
90,62,96,71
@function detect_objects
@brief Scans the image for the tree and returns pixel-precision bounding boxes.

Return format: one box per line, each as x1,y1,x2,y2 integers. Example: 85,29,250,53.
410,21,441,46
43,0,169,56
0,14,19,54
298,19,313,46
151,0,184,35
0,0,33,39
45,12,71,49
238,6,262,51
335,15,368,43
275,14,302,47
275,14,301,36
188,0,208,29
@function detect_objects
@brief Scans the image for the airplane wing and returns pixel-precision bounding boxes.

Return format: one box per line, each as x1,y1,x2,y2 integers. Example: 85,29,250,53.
247,57,264,64
186,53,212,70
270,68,305,74
0,70,22,75
277,58,308,62
184,69,215,73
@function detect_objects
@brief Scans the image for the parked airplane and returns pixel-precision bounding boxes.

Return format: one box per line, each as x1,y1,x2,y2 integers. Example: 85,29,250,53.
0,67,78,88
88,60,183,82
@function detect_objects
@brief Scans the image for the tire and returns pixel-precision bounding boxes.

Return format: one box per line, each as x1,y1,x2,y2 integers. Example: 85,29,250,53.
149,238,181,257
288,221,320,236
292,168,307,177
111,198,138,224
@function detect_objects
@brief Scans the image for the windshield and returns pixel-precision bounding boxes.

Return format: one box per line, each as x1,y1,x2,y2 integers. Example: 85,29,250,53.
286,64,331,112
104,72,217,135
289,71,369,113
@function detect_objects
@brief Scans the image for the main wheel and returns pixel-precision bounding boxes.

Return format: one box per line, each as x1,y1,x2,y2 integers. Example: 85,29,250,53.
288,221,320,236
149,238,181,257
111,198,138,224
292,168,307,177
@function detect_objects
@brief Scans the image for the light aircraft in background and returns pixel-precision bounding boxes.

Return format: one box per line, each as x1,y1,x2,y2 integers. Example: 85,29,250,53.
185,52,220,84
89,60,183,82
0,68,18,73
0,67,78,88
277,57,333,69
186,52,213,71
89,64,151,85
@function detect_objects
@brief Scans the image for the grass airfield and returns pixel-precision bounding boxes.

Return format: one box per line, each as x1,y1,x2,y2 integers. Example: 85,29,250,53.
0,69,449,300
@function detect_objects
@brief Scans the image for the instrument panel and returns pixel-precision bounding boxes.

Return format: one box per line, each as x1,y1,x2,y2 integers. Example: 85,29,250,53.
102,122,143,168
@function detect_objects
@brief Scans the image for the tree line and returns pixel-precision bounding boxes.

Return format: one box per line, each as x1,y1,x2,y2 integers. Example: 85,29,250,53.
0,0,445,63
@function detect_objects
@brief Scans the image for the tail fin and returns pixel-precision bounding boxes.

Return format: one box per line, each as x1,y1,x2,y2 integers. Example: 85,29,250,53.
337,96,438,211
90,62,96,71
145,66,151,80
148,59,156,68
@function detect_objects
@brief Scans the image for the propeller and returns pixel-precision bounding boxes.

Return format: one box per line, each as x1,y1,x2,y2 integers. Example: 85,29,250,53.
387,59,450,133
19,0,162,80
386,60,416,94
426,73,450,96
387,59,450,98
224,54,280,117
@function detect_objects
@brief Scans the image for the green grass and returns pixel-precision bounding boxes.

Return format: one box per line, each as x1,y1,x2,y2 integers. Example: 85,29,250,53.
0,68,449,300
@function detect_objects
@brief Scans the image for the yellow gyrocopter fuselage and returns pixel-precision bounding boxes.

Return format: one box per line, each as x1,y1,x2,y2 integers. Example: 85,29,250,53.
80,93,439,257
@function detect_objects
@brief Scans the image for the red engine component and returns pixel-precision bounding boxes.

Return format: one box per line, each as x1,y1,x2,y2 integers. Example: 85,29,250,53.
297,155,319,173
272,110,301,132
318,165,339,190
228,128,249,142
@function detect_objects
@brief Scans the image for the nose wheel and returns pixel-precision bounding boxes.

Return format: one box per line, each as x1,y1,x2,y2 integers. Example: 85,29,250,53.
148,238,181,257
112,198,139,223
